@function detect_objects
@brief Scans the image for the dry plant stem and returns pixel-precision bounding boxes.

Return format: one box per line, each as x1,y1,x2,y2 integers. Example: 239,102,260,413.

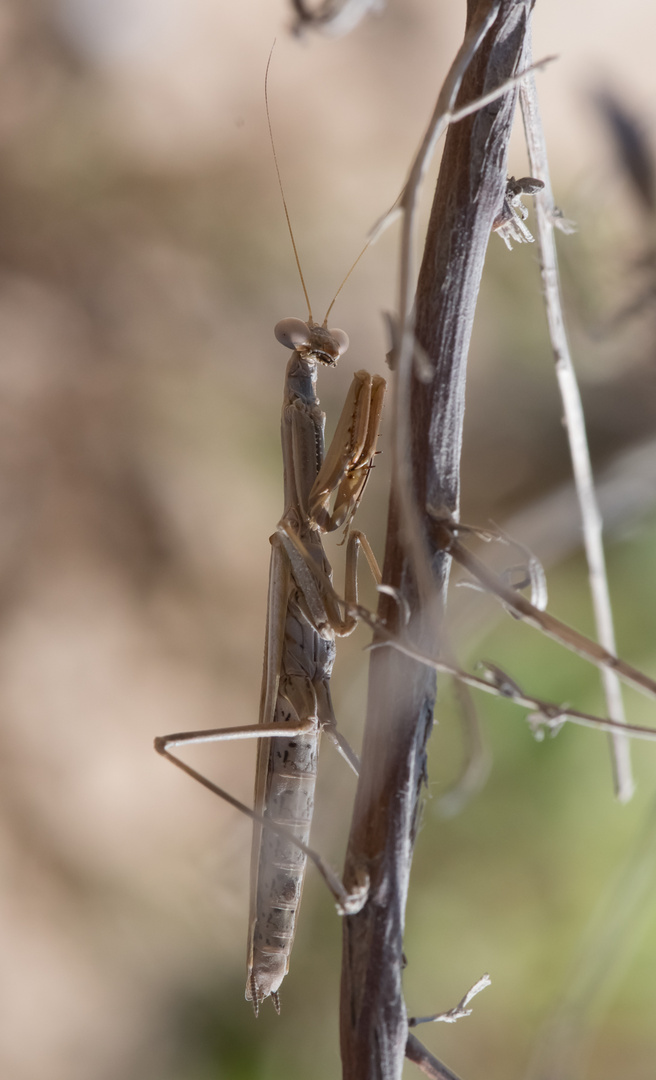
339,4,535,1079
389,22,552,820
519,49,634,802
392,10,552,604
392,0,500,614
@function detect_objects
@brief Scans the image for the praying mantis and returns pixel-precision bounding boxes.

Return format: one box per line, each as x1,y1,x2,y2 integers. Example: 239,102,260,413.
155,62,386,1014
155,305,385,1015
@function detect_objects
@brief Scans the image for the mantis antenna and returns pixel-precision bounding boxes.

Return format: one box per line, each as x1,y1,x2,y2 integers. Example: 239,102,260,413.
264,43,374,329
265,44,314,324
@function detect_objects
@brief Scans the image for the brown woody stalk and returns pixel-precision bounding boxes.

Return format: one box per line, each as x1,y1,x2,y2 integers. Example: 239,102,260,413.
338,3,536,1078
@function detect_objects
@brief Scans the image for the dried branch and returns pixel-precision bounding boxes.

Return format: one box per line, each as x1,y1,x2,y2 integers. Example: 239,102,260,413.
519,40,634,801
339,5,536,1078
390,6,552,611
391,0,502,616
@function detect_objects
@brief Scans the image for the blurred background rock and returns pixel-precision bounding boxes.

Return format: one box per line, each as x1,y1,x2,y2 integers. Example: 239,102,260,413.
1,2,656,1078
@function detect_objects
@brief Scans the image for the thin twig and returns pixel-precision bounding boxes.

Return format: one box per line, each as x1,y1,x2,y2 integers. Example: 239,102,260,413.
409,973,491,1026
432,521,656,706
450,436,656,660
519,38,634,802
353,604,656,744
405,1034,464,1080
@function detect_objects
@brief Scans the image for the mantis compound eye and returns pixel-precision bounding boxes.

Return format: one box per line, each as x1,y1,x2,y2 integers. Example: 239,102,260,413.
327,328,349,357
275,318,312,350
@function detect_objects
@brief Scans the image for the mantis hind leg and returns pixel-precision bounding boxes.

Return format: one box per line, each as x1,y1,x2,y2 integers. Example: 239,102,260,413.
154,736,368,917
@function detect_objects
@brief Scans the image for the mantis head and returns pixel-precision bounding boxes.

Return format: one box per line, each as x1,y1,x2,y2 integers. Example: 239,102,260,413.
275,318,349,366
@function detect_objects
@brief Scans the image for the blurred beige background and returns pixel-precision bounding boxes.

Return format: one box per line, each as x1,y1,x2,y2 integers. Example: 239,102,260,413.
2,2,656,1079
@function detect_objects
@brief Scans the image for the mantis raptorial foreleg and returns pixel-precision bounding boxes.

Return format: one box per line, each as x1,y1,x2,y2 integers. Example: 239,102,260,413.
156,339,385,1015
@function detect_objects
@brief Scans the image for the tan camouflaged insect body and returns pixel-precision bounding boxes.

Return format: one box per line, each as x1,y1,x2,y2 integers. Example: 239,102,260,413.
246,317,385,1015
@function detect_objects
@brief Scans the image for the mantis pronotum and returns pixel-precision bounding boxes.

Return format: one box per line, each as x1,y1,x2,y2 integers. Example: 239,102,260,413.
155,62,385,1015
